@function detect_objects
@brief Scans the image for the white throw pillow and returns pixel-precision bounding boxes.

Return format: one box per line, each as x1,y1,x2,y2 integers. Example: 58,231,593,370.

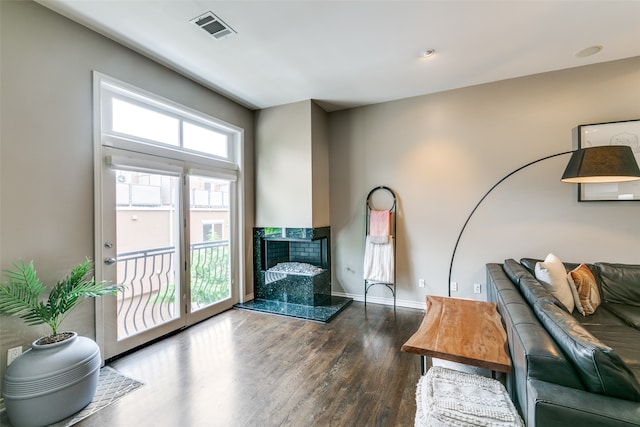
535,253,575,312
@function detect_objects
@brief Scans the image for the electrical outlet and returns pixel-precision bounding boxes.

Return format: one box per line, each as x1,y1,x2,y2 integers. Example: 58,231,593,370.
474,283,482,294
418,279,425,288
450,281,458,292
7,346,22,366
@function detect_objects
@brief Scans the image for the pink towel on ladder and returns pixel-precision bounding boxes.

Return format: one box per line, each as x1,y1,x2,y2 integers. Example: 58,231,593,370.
369,210,390,237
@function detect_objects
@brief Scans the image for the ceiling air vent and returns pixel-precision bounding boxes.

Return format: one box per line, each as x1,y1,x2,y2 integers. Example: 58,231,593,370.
191,12,236,39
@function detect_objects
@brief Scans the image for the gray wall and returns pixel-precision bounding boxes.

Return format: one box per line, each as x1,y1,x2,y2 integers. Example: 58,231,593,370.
255,100,313,227
311,101,330,228
329,57,640,306
255,99,330,228
0,0,254,380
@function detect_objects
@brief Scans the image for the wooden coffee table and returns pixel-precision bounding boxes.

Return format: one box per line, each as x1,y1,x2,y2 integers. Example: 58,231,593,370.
401,295,511,376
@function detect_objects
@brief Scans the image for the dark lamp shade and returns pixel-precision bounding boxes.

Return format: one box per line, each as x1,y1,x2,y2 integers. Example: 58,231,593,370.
561,145,640,183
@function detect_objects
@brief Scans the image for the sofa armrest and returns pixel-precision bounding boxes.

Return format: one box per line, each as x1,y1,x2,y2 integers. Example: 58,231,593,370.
528,379,640,426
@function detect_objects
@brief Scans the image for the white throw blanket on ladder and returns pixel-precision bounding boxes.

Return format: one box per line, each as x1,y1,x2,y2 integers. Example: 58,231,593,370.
363,235,394,283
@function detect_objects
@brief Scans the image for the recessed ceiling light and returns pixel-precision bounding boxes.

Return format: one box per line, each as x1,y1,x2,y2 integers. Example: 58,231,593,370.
575,45,603,58
420,49,435,59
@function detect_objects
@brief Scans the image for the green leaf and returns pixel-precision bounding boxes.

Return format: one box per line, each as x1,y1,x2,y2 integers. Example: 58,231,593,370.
0,260,48,327
0,258,123,336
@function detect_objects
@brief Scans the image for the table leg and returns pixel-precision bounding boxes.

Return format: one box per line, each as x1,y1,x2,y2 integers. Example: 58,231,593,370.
421,355,430,375
492,371,507,386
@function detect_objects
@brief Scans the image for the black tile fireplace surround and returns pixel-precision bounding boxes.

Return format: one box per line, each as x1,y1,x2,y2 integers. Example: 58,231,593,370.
234,227,352,322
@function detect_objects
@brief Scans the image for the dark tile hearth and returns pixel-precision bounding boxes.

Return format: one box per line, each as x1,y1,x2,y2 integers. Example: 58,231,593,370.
249,226,353,322
234,296,353,323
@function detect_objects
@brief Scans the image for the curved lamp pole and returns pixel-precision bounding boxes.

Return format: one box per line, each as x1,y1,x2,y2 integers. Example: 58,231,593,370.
447,144,640,297
447,151,572,297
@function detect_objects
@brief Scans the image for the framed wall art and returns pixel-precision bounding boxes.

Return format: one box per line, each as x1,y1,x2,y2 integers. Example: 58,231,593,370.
578,119,640,201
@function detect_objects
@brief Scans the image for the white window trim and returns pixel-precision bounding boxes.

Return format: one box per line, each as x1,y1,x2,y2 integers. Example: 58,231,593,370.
95,71,242,169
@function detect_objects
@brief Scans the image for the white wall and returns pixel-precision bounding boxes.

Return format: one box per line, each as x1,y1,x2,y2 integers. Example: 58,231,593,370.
329,57,640,307
0,0,254,378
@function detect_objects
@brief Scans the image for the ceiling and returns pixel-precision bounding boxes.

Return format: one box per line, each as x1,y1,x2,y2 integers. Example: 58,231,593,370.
37,1,640,112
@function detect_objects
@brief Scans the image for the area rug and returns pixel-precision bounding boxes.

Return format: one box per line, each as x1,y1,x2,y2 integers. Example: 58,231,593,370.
1,366,143,427
54,366,143,426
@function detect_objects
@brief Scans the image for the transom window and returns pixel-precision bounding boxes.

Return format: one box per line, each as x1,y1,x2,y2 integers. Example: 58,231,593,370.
99,75,236,164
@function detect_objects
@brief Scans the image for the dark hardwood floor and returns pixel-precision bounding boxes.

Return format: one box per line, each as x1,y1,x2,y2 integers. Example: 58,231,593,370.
77,302,425,427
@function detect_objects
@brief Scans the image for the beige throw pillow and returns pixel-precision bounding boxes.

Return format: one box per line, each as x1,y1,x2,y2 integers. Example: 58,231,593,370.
535,253,575,312
568,264,601,316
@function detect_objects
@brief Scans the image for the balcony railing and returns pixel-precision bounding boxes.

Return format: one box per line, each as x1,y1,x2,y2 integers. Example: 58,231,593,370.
116,240,230,339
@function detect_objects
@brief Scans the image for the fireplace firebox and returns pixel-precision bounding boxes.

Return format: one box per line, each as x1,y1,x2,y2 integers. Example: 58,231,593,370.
234,226,352,322
255,227,331,306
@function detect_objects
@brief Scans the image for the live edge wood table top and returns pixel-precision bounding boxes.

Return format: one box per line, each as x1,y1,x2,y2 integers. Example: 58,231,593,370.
401,295,511,374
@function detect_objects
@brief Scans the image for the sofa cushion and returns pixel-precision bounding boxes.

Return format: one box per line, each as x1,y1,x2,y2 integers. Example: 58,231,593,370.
533,299,640,401
583,324,640,372
519,258,539,273
596,262,640,306
534,254,575,312
573,304,627,328
503,259,557,307
491,265,584,389
520,257,583,275
603,302,640,330
568,264,601,316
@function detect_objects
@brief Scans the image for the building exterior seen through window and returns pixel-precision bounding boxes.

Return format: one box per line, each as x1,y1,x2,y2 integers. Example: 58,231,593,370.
116,172,229,254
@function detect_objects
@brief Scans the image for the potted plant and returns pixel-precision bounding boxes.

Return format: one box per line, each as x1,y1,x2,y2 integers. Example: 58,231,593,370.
0,258,123,427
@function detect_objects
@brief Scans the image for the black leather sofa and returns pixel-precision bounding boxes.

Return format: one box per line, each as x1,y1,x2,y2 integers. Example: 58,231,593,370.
487,259,640,426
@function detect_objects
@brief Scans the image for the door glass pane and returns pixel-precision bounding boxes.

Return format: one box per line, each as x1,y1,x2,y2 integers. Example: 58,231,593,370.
189,176,231,312
183,122,229,158
115,169,181,339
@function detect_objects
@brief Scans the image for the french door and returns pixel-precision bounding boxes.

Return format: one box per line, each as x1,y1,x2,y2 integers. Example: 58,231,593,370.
96,148,238,360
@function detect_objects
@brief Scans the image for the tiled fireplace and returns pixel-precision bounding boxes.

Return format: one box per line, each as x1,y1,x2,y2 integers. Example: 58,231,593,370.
235,227,352,322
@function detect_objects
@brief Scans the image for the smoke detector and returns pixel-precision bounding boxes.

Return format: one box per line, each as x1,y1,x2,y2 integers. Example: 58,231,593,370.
191,12,236,39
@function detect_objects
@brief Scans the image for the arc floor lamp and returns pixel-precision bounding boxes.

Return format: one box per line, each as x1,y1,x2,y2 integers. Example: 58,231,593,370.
447,145,640,296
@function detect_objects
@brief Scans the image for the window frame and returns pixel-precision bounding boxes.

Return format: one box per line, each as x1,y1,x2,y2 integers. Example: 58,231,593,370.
93,71,246,360
98,73,240,169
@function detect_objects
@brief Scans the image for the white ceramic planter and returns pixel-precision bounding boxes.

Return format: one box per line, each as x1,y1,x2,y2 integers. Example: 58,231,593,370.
2,332,101,427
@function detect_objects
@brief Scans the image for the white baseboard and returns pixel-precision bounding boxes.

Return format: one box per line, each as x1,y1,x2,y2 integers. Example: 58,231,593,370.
332,291,426,311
